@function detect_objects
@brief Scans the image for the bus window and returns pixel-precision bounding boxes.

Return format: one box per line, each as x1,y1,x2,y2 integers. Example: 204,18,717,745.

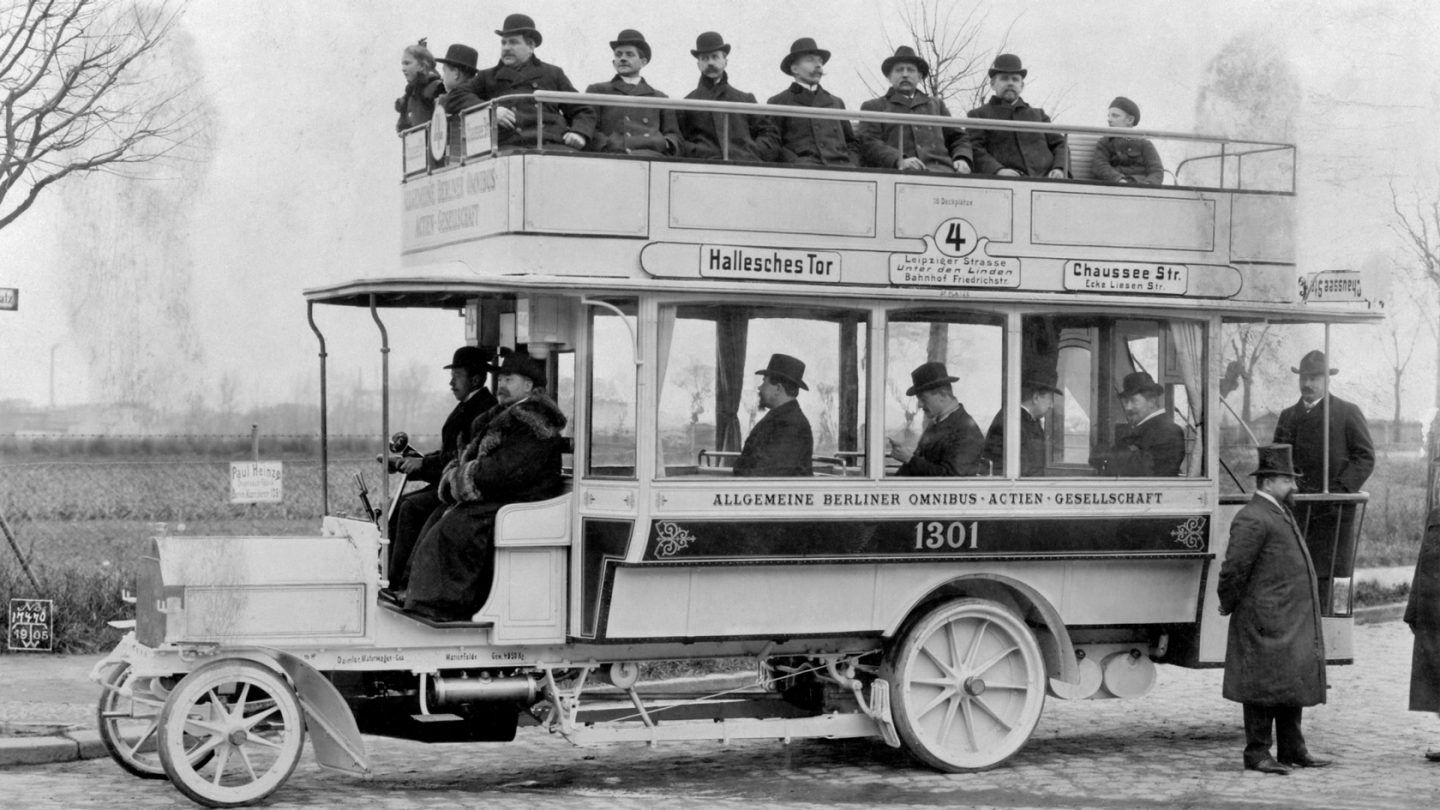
586,301,638,478
656,303,868,477
1022,314,1206,478
885,311,1004,477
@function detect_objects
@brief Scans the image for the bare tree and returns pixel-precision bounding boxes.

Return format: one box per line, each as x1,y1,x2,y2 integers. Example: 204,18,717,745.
0,0,197,230
1377,294,1424,442
1190,34,1300,189
1390,181,1440,411
861,0,1015,109
1223,322,1279,424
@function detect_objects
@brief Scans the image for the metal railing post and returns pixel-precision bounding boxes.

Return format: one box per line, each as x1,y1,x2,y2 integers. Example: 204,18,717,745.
369,295,392,548
305,302,329,515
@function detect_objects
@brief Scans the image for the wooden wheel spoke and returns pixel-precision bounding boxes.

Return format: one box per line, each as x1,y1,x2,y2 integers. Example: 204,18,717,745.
242,704,280,732
210,744,232,786
238,746,260,782
935,693,962,747
914,686,957,719
123,719,159,758
183,717,225,737
244,732,285,751
961,618,988,671
228,682,253,722
909,676,956,689
921,643,958,679
960,698,979,752
971,694,1015,732
982,681,1029,691
971,644,1020,678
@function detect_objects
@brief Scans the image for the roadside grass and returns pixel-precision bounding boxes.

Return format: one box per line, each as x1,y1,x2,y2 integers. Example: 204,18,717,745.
1354,580,1410,609
0,561,131,653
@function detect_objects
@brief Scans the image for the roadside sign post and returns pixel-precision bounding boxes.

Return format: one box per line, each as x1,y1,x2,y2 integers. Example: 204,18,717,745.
8,598,54,651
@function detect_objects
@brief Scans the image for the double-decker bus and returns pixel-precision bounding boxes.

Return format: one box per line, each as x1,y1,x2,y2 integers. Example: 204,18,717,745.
92,90,1381,807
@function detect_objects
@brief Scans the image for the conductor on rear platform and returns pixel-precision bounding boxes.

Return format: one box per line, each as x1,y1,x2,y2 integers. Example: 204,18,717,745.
733,354,813,477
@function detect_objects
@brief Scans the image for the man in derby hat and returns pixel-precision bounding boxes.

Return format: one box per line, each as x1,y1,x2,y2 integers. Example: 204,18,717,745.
983,369,1063,477
386,345,498,590
766,37,858,166
966,53,1068,178
733,353,814,477
1090,371,1185,477
1093,96,1163,185
679,31,780,163
436,43,484,115
1218,444,1332,775
857,46,972,173
1273,349,1374,607
404,350,567,622
890,362,990,477
584,29,683,158
459,13,596,152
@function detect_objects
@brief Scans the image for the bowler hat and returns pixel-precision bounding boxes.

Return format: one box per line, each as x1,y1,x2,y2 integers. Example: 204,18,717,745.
1022,368,1063,396
1118,371,1164,399
1291,350,1338,376
881,45,930,79
610,28,651,61
780,37,830,75
1250,443,1303,478
754,353,808,391
435,43,480,73
988,53,1027,78
489,351,547,388
1109,96,1140,125
443,345,492,373
691,31,731,57
906,362,959,396
495,13,542,46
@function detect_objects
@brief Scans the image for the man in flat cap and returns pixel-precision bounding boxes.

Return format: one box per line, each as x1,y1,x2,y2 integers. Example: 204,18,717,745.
585,29,682,157
1090,371,1185,477
1273,350,1375,607
766,37,858,166
983,370,1062,477
733,353,813,476
1092,96,1163,185
857,46,971,173
679,31,780,163
890,362,990,476
966,54,1068,178
462,13,595,152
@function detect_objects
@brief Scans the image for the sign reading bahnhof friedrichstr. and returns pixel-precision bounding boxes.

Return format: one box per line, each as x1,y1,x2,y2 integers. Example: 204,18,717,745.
8,598,53,651
230,461,283,504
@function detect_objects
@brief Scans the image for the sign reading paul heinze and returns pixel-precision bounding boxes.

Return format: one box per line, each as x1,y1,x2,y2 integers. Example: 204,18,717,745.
230,461,283,504
8,598,54,651
0,287,17,311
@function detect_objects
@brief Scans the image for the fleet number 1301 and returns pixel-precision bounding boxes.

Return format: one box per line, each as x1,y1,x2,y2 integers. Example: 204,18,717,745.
913,521,979,550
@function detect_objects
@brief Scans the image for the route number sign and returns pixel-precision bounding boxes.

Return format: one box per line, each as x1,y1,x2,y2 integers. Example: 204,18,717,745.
8,598,54,651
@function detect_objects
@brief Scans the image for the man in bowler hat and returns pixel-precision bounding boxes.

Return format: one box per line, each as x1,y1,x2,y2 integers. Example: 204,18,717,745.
733,353,813,476
679,32,779,162
966,54,1068,178
766,37,858,166
983,370,1062,477
1273,349,1374,607
585,29,682,157
461,14,595,151
857,46,971,173
1090,371,1185,476
1218,444,1331,774
891,362,990,476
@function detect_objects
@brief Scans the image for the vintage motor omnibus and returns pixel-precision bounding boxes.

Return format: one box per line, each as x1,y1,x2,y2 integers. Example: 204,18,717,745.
92,91,1381,806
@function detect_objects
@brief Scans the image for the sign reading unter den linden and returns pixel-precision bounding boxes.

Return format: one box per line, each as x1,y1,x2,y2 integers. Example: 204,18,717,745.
699,245,839,283
1063,260,1188,295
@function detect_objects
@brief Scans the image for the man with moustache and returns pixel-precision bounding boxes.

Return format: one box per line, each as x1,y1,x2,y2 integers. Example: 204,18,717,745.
1090,371,1185,477
585,29,682,157
1218,444,1331,775
404,351,567,622
679,31,780,163
983,370,1063,477
857,47,971,173
890,362,990,477
733,354,813,477
463,13,595,152
966,54,1068,178
766,37,858,166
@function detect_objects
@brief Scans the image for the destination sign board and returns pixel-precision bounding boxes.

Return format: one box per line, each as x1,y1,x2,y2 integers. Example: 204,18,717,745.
1299,269,1364,302
699,244,839,283
1063,261,1189,295
0,287,16,311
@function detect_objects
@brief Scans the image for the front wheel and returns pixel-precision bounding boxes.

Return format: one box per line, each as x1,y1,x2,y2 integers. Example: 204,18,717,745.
883,598,1046,771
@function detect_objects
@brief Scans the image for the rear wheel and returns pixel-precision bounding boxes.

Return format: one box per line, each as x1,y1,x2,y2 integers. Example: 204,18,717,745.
884,598,1046,771
96,662,168,778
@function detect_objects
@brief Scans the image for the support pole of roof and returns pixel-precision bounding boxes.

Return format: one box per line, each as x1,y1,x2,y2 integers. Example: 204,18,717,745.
306,302,329,515
1322,323,1331,494
370,295,392,541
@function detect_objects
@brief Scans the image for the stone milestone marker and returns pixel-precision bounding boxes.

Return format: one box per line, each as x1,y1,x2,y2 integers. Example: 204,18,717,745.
7,598,53,651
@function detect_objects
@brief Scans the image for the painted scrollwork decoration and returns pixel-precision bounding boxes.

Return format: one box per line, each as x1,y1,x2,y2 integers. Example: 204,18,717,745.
1169,516,1207,550
654,521,697,558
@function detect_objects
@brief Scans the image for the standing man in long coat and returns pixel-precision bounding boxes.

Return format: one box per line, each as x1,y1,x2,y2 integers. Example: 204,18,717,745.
1405,508,1440,761
857,47,971,173
733,354,813,477
679,32,779,163
766,37,857,166
1218,444,1331,775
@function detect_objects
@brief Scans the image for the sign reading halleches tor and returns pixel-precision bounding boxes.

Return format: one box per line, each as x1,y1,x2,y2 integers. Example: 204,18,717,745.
699,245,840,283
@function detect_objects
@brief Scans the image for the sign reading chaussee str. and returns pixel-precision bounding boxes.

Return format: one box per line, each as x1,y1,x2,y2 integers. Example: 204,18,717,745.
1063,261,1188,295
230,461,283,504
0,287,17,311
700,245,839,283
8,598,53,651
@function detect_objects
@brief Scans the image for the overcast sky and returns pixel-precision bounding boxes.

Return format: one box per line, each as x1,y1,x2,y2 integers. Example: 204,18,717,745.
2,0,1437,422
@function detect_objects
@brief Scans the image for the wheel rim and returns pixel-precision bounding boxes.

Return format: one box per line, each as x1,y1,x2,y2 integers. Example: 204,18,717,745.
158,660,306,808
888,599,1046,771
97,663,168,778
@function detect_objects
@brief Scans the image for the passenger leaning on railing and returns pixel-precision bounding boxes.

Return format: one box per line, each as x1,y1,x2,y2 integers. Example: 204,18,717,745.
966,54,1068,178
395,39,444,133
766,37,858,167
584,29,682,158
435,43,483,115
857,47,972,173
679,32,780,163
1092,96,1164,185
460,13,595,152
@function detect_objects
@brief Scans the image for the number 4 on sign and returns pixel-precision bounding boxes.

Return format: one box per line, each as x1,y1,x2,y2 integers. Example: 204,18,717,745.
933,218,978,258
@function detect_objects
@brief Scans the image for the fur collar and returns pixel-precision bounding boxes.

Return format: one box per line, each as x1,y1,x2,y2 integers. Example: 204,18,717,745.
476,392,567,457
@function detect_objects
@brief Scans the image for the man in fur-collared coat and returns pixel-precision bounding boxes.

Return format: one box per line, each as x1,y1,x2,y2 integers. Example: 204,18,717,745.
891,362,990,477
463,14,596,152
404,352,566,622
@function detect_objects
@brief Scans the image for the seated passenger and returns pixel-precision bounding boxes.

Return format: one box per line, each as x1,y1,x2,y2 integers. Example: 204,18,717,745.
857,47,971,173
585,29,682,157
679,31,780,162
734,353,813,477
966,54,1067,178
1089,371,1185,477
890,362,990,476
983,371,1061,477
435,43,483,116
1092,96,1163,185
403,352,567,622
395,39,445,132
462,13,595,151
766,37,858,167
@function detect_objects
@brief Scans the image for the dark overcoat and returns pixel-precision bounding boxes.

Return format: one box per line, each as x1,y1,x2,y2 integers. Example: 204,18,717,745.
1406,509,1440,712
966,96,1068,176
1219,495,1327,706
733,399,813,477
1092,135,1163,185
1094,414,1186,477
680,73,780,162
898,404,989,477
856,89,970,172
982,407,1047,477
584,76,682,157
415,388,498,484
462,56,596,149
766,83,858,166
396,73,445,132
1273,394,1375,493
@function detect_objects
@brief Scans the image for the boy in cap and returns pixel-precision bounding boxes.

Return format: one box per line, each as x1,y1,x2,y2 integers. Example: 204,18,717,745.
1092,96,1163,185
766,37,858,166
462,13,595,151
857,46,971,172
585,29,682,157
679,31,780,162
966,54,1068,178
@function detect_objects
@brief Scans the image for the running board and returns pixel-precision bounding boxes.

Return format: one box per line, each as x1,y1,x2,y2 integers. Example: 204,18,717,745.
559,711,883,746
